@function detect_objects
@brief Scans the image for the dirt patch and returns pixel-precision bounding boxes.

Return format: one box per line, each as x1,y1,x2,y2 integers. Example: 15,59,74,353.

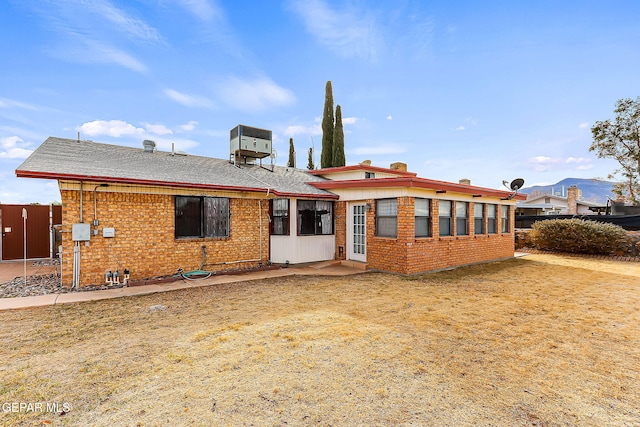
0,253,639,426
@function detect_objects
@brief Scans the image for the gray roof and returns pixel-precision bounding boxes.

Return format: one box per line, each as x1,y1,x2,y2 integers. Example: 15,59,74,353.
16,137,336,198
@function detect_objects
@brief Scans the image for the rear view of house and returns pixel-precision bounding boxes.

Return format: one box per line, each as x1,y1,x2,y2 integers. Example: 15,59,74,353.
16,131,524,287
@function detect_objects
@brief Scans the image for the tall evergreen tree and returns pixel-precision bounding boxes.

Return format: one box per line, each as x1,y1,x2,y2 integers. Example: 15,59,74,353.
320,80,334,168
307,147,315,170
287,137,295,168
332,104,346,167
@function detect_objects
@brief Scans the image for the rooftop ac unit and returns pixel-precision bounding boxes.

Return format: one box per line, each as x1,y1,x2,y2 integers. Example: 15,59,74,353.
230,125,272,162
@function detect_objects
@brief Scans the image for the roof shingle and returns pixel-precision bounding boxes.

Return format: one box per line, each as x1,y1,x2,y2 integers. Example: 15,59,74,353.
16,137,336,198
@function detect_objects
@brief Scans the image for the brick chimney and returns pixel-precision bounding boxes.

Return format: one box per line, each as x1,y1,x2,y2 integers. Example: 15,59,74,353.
567,185,580,215
390,162,407,172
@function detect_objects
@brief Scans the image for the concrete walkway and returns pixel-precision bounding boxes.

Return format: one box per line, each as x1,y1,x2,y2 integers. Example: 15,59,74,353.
0,260,367,311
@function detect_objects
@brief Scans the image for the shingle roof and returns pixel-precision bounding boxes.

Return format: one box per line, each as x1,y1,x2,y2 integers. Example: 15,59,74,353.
16,137,337,199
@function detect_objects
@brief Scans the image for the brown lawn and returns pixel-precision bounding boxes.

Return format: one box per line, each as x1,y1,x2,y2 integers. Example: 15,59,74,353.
1,253,639,426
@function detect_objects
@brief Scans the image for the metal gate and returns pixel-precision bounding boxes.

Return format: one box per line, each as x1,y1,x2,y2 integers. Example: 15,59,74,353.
0,204,62,260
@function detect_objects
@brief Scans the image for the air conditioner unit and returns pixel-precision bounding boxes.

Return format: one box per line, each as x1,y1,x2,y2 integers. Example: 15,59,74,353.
230,125,272,161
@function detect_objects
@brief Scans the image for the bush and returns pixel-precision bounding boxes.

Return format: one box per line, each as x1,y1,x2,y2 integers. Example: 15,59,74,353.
530,218,628,255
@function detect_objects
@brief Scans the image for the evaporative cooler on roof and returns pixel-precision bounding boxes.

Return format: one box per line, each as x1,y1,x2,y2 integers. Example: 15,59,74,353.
230,125,272,164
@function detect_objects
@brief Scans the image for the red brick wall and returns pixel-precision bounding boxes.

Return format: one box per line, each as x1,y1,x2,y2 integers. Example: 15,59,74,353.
60,190,269,287
365,197,515,274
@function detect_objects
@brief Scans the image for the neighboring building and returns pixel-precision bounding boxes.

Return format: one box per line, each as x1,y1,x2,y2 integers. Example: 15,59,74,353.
16,135,524,287
516,186,605,216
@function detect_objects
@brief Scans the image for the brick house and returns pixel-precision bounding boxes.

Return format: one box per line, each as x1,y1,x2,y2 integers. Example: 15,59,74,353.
16,136,525,287
308,163,526,274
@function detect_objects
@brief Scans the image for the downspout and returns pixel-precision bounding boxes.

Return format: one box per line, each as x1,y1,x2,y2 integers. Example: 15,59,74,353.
79,181,84,223
259,199,263,262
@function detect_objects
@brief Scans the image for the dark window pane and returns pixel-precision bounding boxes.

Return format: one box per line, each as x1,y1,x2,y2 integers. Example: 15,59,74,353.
297,200,316,235
175,196,202,238
474,203,485,234
415,198,431,237
456,202,468,236
271,199,289,235
377,217,397,237
376,199,398,237
415,217,430,237
439,217,451,236
439,200,452,236
488,204,497,234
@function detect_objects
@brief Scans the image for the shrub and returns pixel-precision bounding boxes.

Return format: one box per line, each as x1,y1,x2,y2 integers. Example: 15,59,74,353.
530,218,628,255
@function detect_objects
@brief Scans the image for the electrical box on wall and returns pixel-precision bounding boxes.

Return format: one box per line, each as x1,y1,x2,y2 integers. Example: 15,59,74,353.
102,227,115,238
72,223,91,241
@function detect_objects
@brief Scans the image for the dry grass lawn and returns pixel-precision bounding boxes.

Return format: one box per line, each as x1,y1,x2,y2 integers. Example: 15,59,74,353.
1,253,639,426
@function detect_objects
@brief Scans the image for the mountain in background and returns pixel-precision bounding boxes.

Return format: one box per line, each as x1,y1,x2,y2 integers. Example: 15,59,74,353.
520,178,618,205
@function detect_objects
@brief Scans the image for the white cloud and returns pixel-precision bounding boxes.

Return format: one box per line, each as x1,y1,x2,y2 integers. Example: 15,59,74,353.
143,123,173,135
78,120,145,137
284,124,322,137
289,0,380,60
95,43,148,73
565,156,591,164
164,89,213,108
576,164,593,171
176,0,221,21
178,121,199,132
216,77,295,112
55,40,148,73
579,122,590,129
527,155,561,172
90,0,162,43
342,117,358,125
386,115,393,120
0,136,33,159
349,145,406,155
456,126,465,131
0,98,39,111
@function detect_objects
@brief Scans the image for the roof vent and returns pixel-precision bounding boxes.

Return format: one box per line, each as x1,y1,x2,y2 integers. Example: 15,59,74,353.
459,178,471,185
143,139,156,153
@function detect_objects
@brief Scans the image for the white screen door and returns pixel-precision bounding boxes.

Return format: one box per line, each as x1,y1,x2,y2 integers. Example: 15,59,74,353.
348,203,366,262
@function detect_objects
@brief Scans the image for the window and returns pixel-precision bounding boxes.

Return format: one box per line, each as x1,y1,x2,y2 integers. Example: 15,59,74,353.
365,172,375,179
270,199,289,235
487,204,497,234
415,198,431,238
439,200,452,236
175,196,229,238
456,202,468,236
376,199,398,237
501,205,510,233
297,200,334,235
474,203,485,234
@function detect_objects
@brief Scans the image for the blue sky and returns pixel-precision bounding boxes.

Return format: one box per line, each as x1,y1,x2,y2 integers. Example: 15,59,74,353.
1,0,639,203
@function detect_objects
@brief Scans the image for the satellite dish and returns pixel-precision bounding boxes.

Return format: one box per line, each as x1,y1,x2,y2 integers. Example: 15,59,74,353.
510,178,525,191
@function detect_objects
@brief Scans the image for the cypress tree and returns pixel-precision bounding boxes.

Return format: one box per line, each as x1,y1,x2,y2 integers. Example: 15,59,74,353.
332,104,346,167
307,147,315,170
287,137,295,168
320,80,334,168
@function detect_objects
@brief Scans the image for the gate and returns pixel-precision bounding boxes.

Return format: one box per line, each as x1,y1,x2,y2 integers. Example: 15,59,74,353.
0,204,62,260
